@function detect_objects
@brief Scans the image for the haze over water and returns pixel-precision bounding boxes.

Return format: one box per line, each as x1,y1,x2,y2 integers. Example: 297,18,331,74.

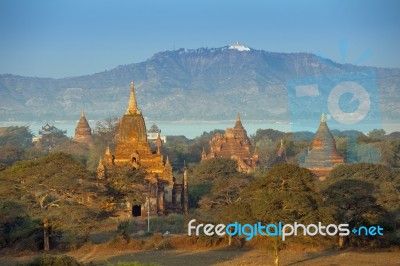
0,120,398,140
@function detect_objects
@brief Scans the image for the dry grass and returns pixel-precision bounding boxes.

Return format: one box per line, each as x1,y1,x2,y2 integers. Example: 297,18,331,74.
72,236,400,266
71,247,400,266
1,235,399,266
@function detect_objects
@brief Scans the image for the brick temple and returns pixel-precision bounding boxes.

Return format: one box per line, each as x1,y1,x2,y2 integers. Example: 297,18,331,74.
73,111,93,144
97,82,188,216
301,113,345,180
201,114,259,172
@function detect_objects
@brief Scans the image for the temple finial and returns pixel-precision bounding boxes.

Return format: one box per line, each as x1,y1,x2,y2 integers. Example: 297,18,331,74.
105,145,111,155
236,113,241,121
81,110,85,117
321,113,326,123
126,81,138,115
156,133,162,154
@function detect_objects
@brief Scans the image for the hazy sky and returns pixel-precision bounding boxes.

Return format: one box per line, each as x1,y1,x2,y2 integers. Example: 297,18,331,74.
1,0,399,78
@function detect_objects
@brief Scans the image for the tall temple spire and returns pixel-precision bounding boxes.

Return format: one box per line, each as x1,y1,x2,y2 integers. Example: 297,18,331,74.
156,133,162,154
234,113,244,129
236,113,241,121
126,81,138,115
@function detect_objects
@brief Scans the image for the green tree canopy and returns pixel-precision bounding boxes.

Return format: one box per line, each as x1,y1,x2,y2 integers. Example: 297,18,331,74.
0,126,33,148
319,163,400,246
189,158,251,218
224,164,332,225
0,126,35,166
367,129,386,141
0,152,105,249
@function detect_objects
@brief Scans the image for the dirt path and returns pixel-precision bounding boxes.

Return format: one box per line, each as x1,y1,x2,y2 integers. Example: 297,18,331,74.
69,246,400,266
1,246,399,265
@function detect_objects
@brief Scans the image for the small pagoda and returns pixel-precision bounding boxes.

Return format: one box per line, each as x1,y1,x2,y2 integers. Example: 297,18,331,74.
73,111,93,144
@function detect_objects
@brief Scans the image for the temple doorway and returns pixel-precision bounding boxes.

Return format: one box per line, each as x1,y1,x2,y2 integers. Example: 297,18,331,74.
132,205,141,217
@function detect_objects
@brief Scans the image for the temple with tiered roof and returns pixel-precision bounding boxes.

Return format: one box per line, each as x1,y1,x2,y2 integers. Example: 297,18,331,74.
97,82,188,216
201,114,259,172
301,113,345,180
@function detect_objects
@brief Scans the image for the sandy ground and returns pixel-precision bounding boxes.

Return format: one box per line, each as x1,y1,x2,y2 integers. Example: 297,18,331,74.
73,248,400,266
1,245,399,266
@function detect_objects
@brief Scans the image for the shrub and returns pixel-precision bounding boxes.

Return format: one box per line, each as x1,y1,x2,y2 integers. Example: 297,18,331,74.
63,229,86,250
0,200,42,250
149,214,184,234
112,262,160,266
27,255,83,266
117,219,139,242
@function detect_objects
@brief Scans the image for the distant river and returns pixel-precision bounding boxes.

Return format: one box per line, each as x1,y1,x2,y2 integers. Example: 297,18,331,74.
0,120,398,139
0,120,299,139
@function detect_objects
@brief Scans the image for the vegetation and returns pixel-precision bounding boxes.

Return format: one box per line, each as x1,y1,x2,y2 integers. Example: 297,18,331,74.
0,125,399,265
0,153,106,250
0,126,37,168
190,158,252,221
25,255,83,266
319,163,400,247
221,164,333,265
87,117,119,171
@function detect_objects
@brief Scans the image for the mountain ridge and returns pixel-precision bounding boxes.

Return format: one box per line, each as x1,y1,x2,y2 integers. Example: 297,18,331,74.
0,46,399,122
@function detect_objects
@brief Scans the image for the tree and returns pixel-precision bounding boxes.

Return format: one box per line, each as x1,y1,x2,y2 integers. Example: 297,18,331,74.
0,153,104,250
320,163,400,247
0,200,42,250
189,158,242,210
197,166,251,216
252,129,285,144
104,165,148,207
190,158,252,247
237,164,328,224
225,164,331,266
367,129,386,141
162,136,191,169
0,126,34,166
87,117,119,171
355,144,381,163
376,140,400,168
192,157,239,182
0,126,33,148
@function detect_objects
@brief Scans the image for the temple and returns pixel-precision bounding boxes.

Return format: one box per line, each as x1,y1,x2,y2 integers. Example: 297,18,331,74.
301,113,345,180
201,114,259,172
97,82,188,217
38,123,66,136
73,111,93,144
147,123,167,144
33,123,67,149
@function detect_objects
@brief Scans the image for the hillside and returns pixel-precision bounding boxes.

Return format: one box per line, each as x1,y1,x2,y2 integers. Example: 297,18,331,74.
1,45,399,122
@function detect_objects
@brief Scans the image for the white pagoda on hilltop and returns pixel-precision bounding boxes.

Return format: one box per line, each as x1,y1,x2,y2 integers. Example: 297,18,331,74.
228,41,251,51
